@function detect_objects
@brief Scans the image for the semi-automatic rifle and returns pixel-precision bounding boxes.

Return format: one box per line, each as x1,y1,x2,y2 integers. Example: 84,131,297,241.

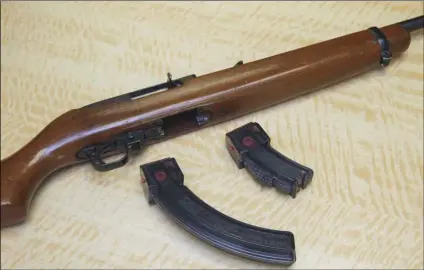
1,15,423,229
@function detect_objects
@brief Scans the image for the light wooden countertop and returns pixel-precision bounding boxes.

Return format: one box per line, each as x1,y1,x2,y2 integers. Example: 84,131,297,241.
1,2,423,269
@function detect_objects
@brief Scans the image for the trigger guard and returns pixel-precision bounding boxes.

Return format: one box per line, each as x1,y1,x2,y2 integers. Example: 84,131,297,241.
86,140,130,172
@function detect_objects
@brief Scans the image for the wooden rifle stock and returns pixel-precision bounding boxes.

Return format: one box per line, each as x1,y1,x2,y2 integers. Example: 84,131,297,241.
1,18,421,228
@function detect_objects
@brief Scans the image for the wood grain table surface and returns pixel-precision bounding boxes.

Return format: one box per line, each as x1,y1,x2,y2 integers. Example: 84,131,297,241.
1,1,423,269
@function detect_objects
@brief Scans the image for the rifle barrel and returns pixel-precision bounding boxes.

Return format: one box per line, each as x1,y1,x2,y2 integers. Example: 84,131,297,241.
398,15,424,32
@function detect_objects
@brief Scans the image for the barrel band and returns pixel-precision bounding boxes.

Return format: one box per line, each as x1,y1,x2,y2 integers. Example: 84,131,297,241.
368,26,392,67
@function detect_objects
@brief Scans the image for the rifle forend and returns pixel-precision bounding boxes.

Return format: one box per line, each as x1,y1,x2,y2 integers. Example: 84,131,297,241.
1,16,423,228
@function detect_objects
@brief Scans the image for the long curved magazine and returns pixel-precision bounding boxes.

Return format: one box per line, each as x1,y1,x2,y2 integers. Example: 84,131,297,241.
140,157,296,265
